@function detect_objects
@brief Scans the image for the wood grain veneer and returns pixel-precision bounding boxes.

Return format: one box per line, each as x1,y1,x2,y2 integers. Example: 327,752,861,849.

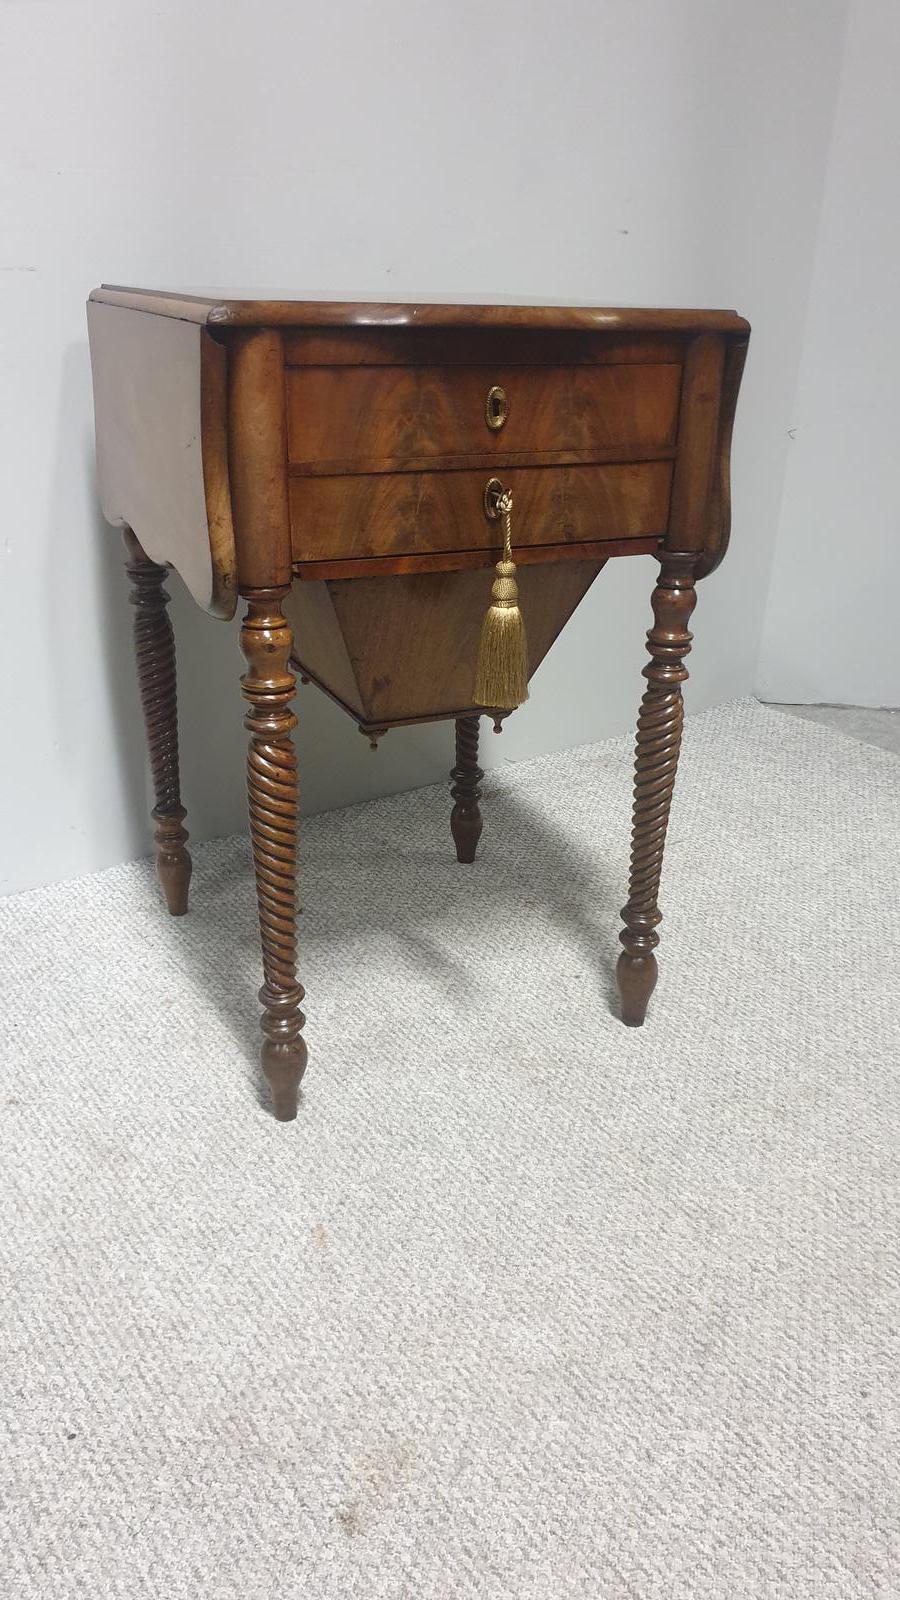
289,461,672,564
286,363,681,467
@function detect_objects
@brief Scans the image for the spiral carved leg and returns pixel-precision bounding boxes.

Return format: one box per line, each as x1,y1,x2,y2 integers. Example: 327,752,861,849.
450,715,484,864
124,531,191,916
240,589,308,1121
617,552,698,1027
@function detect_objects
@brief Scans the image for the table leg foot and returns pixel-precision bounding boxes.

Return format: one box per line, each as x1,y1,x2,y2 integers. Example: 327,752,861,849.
450,714,484,863
261,985,308,1120
617,552,698,1026
616,950,658,1026
153,807,191,915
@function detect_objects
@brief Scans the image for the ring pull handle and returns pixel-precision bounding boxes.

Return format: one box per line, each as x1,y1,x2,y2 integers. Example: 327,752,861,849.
485,385,509,432
483,477,509,520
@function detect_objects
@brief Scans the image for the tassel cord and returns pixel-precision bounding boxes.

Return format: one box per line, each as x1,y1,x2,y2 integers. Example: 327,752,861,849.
473,488,530,711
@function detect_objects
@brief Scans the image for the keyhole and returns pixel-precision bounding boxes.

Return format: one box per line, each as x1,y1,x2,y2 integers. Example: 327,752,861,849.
485,385,508,431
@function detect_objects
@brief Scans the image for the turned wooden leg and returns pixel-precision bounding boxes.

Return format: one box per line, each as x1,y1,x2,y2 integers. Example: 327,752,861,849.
240,589,308,1120
124,530,192,916
450,714,484,863
617,551,698,1026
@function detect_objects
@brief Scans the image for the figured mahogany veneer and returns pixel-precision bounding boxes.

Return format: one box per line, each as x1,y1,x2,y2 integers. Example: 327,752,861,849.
87,287,749,1122
286,362,681,467
289,461,672,564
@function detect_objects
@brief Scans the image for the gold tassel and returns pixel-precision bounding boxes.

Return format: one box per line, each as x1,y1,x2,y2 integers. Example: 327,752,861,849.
474,490,529,710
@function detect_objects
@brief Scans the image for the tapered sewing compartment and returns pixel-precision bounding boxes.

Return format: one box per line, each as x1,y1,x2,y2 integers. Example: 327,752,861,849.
281,559,605,725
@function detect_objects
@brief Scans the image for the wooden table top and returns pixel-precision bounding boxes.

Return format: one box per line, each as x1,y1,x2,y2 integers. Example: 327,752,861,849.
88,285,750,335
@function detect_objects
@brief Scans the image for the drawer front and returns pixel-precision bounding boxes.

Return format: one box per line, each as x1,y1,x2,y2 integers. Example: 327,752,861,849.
287,363,680,470
290,461,671,564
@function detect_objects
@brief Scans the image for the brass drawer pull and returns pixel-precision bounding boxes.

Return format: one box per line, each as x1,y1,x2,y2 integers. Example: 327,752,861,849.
485,385,508,431
483,477,508,520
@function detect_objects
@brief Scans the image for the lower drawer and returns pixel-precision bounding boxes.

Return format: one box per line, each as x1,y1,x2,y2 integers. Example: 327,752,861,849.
289,461,672,563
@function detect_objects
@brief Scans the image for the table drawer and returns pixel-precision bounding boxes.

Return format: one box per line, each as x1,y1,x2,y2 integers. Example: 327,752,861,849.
290,461,671,564
286,363,680,470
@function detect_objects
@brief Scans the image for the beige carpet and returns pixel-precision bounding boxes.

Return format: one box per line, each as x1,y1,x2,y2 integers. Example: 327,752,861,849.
1,698,899,1598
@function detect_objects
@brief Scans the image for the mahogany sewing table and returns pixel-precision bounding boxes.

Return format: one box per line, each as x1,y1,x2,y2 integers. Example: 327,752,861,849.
87,289,749,1121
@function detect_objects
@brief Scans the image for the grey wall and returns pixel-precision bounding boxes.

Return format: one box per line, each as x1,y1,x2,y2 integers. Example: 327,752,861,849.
758,0,899,709
1,0,848,895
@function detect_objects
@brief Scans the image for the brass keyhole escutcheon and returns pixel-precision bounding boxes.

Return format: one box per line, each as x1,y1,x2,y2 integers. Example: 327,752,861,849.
483,477,507,520
485,385,508,431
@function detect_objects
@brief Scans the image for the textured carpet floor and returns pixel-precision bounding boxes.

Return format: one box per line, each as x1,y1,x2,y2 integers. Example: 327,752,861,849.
2,698,899,1599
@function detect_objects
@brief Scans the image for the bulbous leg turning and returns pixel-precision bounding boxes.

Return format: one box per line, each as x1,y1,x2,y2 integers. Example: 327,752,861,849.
617,552,698,1027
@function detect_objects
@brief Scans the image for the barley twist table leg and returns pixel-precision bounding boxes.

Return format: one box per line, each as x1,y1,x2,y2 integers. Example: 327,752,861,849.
240,588,308,1120
123,529,191,915
617,552,698,1026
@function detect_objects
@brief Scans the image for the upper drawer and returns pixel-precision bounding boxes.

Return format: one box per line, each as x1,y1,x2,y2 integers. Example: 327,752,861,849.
286,363,681,471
